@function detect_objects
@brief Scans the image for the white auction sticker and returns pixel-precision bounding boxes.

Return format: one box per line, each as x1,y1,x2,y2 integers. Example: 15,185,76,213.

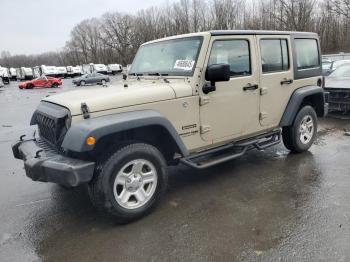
174,60,195,71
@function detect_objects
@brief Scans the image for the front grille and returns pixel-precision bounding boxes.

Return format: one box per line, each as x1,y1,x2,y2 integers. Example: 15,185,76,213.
32,102,70,150
325,88,350,104
36,113,57,144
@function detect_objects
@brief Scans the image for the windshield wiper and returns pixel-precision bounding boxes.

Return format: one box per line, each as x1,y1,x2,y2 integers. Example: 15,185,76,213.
147,72,170,83
147,72,169,76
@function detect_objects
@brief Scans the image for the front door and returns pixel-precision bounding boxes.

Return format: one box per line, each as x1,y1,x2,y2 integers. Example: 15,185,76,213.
199,35,260,143
257,35,295,127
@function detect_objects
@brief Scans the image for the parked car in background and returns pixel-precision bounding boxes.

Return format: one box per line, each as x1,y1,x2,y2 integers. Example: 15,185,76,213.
72,72,110,86
107,64,123,74
324,64,350,113
17,67,34,80
0,67,10,84
66,66,82,77
19,75,62,89
0,77,4,87
325,59,350,76
9,68,17,80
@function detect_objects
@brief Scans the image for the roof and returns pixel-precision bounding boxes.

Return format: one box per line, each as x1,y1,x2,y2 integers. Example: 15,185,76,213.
144,30,318,45
210,30,317,36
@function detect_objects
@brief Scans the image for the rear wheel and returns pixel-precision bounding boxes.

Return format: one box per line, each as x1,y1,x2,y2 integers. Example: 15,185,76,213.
282,105,317,153
51,83,58,88
80,80,86,86
88,143,168,223
101,79,106,86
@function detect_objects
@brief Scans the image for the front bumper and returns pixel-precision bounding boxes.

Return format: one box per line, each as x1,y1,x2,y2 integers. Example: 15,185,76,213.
12,137,95,187
324,88,350,112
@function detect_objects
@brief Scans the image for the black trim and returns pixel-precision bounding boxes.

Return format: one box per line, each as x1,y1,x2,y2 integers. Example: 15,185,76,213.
280,85,326,126
62,110,189,156
12,139,95,187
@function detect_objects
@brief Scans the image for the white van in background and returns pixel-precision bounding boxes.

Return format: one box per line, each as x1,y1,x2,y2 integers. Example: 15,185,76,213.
56,66,67,78
17,67,33,80
107,64,123,75
82,63,108,75
0,67,10,84
66,66,82,77
93,64,108,74
41,65,57,77
9,68,17,80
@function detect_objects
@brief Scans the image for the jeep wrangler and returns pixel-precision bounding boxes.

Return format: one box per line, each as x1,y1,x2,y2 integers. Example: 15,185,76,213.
12,31,328,223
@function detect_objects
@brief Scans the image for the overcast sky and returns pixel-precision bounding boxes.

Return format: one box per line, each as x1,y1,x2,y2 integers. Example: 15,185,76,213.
0,0,173,55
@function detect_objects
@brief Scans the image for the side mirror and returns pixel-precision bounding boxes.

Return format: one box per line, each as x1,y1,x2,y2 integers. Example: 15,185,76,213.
203,64,230,94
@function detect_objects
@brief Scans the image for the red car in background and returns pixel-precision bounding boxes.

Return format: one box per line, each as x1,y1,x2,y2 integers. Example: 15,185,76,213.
19,76,62,89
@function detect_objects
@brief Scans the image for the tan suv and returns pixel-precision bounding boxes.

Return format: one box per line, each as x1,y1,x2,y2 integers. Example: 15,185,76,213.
12,30,328,223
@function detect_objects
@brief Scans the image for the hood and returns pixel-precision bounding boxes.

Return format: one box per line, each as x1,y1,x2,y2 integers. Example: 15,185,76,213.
325,77,350,89
42,81,192,116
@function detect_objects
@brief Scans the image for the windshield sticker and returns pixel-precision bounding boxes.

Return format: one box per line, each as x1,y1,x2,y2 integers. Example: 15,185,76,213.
174,60,195,71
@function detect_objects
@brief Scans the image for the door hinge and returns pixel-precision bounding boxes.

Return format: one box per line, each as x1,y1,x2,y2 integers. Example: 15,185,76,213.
200,125,211,134
260,87,268,95
81,103,90,119
259,112,268,120
200,96,210,106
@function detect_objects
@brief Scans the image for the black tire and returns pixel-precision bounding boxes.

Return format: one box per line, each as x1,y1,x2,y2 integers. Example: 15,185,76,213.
88,143,168,223
101,79,106,86
27,83,33,89
282,105,317,153
80,80,86,86
51,83,58,88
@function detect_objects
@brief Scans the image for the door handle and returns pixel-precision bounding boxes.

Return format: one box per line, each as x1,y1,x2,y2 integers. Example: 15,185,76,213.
280,79,293,85
243,84,259,91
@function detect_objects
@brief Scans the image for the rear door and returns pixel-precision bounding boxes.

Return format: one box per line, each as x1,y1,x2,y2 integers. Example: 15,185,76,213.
257,35,295,128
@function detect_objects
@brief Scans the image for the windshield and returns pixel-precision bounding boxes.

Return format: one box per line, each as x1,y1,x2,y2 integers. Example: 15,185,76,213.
129,36,203,76
330,65,350,78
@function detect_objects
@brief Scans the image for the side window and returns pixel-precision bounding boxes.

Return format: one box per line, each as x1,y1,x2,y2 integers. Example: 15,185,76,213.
208,40,251,77
295,39,320,70
260,39,289,73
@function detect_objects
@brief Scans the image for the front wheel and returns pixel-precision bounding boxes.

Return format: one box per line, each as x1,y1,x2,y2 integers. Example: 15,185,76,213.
282,105,317,153
101,79,106,86
88,143,168,223
51,83,58,88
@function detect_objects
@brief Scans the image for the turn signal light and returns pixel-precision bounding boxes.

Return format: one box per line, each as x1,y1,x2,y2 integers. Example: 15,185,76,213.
86,136,96,146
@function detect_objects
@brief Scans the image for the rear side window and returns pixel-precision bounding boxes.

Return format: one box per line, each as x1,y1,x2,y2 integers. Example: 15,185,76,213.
208,39,251,77
295,39,320,69
260,39,289,73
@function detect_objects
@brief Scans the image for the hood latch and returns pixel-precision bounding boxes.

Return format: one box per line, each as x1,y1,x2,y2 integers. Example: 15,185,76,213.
81,103,90,119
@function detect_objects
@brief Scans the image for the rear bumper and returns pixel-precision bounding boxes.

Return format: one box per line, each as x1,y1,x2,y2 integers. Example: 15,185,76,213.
12,137,95,187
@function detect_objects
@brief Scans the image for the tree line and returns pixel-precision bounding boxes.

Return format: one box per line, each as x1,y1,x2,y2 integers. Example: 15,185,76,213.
1,0,349,68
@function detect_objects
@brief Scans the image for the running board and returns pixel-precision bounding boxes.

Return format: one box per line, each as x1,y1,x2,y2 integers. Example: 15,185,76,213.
180,130,281,169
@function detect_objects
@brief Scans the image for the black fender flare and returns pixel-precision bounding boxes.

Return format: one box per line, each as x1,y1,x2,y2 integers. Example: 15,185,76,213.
61,110,189,156
280,85,326,127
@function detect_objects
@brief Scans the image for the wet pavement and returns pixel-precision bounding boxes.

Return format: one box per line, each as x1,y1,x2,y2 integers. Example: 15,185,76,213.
0,78,350,262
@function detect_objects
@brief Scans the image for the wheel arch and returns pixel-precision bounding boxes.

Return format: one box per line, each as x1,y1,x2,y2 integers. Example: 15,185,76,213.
280,85,326,127
62,110,189,163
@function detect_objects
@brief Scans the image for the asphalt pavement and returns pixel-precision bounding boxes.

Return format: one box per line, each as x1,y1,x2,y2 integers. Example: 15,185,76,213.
0,78,349,262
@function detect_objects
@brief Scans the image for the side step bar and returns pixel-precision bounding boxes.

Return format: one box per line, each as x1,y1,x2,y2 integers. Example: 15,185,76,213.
180,130,281,169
